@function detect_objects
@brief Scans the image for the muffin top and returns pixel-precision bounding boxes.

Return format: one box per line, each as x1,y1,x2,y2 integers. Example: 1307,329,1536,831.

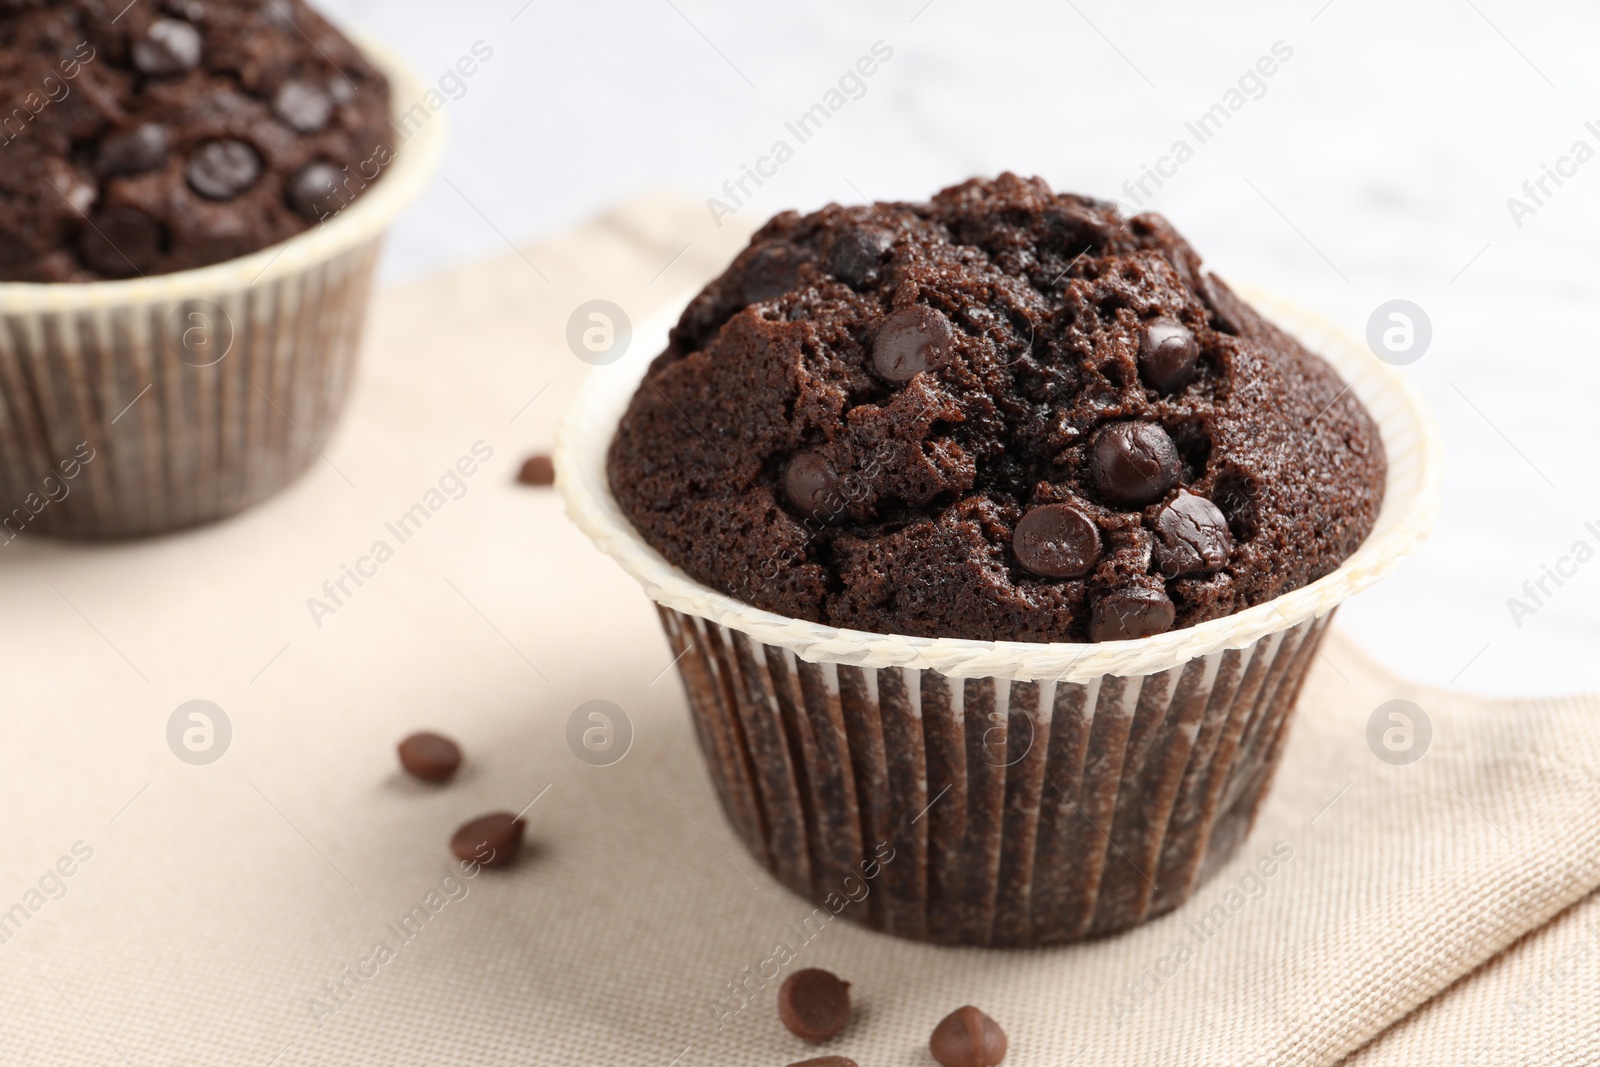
608,174,1386,644
0,0,390,282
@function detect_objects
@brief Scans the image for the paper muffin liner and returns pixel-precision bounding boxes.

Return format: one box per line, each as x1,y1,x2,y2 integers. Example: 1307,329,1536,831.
0,37,444,540
557,287,1442,945
658,604,1331,944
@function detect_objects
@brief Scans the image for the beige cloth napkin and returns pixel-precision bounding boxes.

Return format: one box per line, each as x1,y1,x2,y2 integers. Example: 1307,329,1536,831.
2,191,1597,1067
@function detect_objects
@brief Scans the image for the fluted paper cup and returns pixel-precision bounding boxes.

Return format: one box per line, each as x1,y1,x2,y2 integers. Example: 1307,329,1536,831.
0,37,444,540
557,288,1442,946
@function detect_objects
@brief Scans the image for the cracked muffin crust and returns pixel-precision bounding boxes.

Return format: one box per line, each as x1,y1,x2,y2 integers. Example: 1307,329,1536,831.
608,174,1386,644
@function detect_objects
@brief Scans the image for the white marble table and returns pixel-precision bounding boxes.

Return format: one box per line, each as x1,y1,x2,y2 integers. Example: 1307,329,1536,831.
323,0,1600,695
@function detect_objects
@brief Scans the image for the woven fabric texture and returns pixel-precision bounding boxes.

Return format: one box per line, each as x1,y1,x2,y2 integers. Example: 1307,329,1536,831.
1,192,1595,1066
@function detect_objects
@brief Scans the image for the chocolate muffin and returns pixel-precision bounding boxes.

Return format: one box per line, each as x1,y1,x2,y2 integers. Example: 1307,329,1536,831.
607,174,1386,644
0,0,391,282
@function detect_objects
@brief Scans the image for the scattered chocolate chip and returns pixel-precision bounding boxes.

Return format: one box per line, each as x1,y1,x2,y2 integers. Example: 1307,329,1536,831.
827,226,893,287
397,731,462,782
132,18,203,76
517,455,555,486
873,305,953,383
1089,421,1180,508
777,968,851,1043
1090,586,1176,642
80,208,162,277
186,140,261,200
273,78,335,132
1138,317,1199,393
929,1005,1008,1067
96,123,170,176
1153,490,1232,578
742,243,808,303
285,161,345,219
450,812,524,868
783,451,842,518
788,1059,858,1067
1013,503,1100,579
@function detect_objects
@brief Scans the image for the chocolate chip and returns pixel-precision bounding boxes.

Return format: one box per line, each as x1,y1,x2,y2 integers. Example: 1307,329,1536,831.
273,78,335,132
1048,199,1114,250
1013,503,1100,579
132,19,203,76
96,123,169,176
450,812,524,868
777,968,851,1043
783,451,842,519
787,1059,858,1067
397,731,462,782
1089,421,1180,508
929,1005,1008,1067
1168,417,1213,482
873,306,953,383
1090,586,1176,642
742,243,807,303
1153,490,1232,578
827,226,893,287
517,455,555,486
328,76,356,105
80,208,162,277
1138,317,1199,393
52,163,97,216
285,161,345,219
186,140,261,200
1201,273,1250,336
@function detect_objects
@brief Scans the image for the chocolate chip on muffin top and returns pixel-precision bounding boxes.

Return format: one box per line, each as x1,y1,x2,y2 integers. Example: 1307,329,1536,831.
607,174,1386,643
0,0,391,282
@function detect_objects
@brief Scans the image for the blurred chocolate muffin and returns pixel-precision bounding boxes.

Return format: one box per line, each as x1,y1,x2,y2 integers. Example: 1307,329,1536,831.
0,0,391,281
607,174,1386,644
